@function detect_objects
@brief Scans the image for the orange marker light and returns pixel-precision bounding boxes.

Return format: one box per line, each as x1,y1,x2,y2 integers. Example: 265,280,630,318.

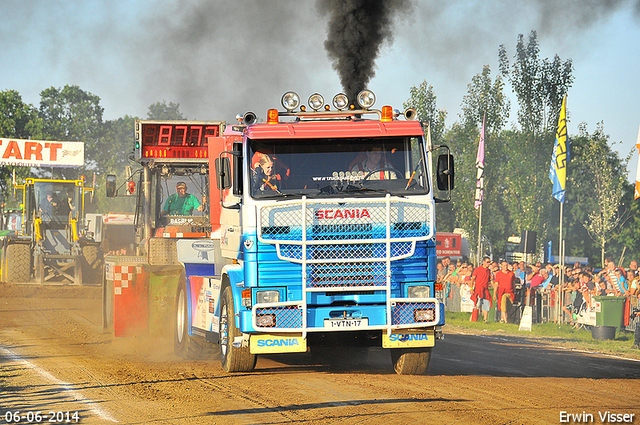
267,109,279,124
381,105,393,122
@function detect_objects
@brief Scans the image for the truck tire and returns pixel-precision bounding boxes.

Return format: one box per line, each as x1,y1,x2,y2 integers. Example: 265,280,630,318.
174,277,216,359
5,243,30,283
220,286,256,373
81,244,102,285
390,347,431,375
174,279,196,359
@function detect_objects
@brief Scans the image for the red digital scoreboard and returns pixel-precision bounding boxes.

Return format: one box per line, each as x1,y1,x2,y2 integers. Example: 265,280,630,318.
134,120,225,161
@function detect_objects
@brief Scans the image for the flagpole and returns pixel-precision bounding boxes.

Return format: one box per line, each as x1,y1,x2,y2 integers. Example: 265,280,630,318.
477,203,483,266
475,113,486,266
558,201,564,324
549,94,568,324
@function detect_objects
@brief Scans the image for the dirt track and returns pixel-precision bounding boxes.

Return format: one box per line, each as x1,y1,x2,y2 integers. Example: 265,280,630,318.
1,283,639,424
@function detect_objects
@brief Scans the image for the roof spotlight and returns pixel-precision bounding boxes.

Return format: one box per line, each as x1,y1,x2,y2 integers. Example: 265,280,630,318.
281,91,300,112
356,90,376,109
308,93,324,111
332,93,349,110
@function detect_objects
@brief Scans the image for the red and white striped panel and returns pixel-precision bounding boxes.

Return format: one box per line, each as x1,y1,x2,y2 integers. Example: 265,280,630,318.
113,265,138,295
161,232,207,238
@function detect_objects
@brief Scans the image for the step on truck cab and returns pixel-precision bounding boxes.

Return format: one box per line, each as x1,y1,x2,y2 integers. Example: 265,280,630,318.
175,91,454,374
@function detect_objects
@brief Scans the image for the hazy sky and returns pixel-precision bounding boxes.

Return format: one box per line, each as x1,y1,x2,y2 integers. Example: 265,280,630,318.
2,0,640,179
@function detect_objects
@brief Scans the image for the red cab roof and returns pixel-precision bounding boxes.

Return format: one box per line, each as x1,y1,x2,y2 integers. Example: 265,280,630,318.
245,119,424,140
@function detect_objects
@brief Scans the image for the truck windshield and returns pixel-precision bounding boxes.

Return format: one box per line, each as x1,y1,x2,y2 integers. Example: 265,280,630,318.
249,136,428,199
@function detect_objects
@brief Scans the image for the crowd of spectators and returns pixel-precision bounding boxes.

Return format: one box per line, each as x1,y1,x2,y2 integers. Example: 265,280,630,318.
437,256,640,349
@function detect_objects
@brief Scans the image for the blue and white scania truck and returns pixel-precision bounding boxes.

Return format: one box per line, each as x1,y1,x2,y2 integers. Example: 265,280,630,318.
170,90,454,375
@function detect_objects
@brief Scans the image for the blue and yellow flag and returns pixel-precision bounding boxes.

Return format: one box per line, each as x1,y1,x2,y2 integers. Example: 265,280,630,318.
549,95,569,203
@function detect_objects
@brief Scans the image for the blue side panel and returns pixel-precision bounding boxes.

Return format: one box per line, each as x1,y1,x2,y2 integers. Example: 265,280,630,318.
224,264,245,329
390,240,432,297
256,242,302,287
184,263,216,280
391,241,429,282
427,240,437,282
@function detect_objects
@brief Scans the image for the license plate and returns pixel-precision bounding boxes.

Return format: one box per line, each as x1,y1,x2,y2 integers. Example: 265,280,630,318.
324,318,368,328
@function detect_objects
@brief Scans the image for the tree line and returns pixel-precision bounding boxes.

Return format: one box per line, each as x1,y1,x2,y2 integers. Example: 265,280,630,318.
0,31,635,267
405,31,634,268
0,86,185,215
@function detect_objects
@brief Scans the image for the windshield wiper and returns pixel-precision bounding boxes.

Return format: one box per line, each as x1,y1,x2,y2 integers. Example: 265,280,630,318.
255,191,314,200
340,186,390,196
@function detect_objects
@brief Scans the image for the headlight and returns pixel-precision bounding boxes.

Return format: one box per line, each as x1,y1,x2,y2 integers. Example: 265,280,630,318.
256,290,280,304
281,91,300,111
256,314,276,327
332,93,349,110
414,308,436,322
356,90,376,109
308,93,324,111
408,285,431,298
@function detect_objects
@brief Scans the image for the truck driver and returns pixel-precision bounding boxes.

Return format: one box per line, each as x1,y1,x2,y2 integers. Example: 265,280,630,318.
162,182,205,216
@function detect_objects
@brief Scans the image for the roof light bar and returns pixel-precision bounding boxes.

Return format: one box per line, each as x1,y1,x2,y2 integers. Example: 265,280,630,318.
281,91,300,112
308,93,324,111
356,90,376,109
332,93,349,110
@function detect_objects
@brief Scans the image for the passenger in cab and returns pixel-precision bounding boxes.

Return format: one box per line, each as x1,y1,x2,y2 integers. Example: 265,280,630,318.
252,153,281,193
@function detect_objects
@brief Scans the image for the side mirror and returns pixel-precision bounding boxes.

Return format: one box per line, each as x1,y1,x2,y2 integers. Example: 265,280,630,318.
215,157,232,190
436,153,455,191
106,174,117,198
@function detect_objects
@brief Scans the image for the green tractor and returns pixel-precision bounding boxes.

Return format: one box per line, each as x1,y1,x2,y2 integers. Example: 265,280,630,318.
0,178,102,285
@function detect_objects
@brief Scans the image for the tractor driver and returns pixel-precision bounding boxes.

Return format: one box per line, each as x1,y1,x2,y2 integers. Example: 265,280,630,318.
39,191,57,221
162,182,205,216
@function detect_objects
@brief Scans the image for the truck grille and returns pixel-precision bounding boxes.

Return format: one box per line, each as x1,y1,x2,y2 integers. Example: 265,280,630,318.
391,301,437,325
258,199,432,290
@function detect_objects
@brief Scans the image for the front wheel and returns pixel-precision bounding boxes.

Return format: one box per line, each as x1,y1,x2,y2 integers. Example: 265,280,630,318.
5,243,31,283
390,347,431,375
220,286,256,373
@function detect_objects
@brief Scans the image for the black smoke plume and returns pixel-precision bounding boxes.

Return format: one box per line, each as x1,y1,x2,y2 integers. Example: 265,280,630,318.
318,0,412,104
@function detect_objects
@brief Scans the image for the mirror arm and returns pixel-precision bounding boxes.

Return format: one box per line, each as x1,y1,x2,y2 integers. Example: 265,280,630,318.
112,169,143,196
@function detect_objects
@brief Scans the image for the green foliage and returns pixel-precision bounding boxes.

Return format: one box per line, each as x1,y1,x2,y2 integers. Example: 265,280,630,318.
147,100,186,120
403,81,447,144
37,85,104,142
0,90,39,204
36,85,105,180
567,123,630,266
0,90,39,139
92,115,139,214
460,65,510,134
499,31,573,134
500,130,555,239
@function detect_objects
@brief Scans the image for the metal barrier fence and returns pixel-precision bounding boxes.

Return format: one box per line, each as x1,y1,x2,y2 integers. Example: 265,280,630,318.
444,284,640,330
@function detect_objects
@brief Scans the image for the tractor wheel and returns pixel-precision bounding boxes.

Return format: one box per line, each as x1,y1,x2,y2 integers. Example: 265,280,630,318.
219,286,256,372
390,347,432,375
5,243,31,283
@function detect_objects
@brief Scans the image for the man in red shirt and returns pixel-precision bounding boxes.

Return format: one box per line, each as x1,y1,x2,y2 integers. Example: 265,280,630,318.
471,256,493,322
493,260,516,323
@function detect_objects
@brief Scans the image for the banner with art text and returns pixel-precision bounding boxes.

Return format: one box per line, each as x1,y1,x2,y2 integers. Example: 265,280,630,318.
0,138,84,168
